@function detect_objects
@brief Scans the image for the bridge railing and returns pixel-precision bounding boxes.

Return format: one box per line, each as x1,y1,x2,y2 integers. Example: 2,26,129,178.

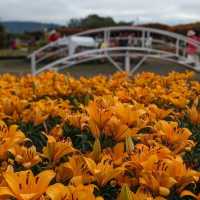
29,26,200,74
34,47,196,75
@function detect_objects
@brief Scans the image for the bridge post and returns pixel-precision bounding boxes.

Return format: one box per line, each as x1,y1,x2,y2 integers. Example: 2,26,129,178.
125,51,130,73
68,37,76,57
194,65,200,72
176,39,180,56
107,30,110,43
147,31,150,38
31,54,36,75
142,30,145,47
104,31,106,42
104,30,110,43
131,56,148,74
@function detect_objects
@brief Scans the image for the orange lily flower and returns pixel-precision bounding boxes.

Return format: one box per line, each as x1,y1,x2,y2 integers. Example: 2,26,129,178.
155,120,195,154
147,104,172,120
113,102,146,127
0,121,25,160
83,156,124,187
187,104,200,124
165,156,200,191
0,169,55,200
65,113,88,130
104,116,138,141
55,155,93,184
139,171,177,197
117,185,166,200
86,100,112,138
126,143,173,174
46,183,103,200
9,145,41,168
103,142,127,166
42,136,76,165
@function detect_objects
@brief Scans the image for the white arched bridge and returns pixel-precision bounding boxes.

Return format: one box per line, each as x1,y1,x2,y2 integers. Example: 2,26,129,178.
29,26,200,75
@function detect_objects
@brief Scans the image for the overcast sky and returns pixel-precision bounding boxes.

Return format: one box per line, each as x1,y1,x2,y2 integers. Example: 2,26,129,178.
0,0,200,25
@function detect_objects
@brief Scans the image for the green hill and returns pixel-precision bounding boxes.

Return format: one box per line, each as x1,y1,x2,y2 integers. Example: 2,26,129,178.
2,21,60,33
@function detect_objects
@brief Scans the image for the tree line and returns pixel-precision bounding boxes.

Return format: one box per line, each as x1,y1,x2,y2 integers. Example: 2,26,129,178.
68,14,133,29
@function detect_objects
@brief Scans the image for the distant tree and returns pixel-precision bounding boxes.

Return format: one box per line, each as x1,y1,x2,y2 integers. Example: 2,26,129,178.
143,23,171,31
80,14,117,28
68,14,117,29
68,18,82,28
0,22,7,48
118,21,134,26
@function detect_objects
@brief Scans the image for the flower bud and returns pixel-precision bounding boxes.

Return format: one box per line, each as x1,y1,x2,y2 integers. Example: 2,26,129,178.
125,136,134,154
159,186,170,196
92,139,101,162
117,184,133,200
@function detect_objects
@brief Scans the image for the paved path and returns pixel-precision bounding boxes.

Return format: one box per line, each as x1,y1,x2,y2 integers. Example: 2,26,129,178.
0,58,199,80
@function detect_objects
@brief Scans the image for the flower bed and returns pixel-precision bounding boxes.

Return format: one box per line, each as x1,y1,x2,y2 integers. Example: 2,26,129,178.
0,71,200,200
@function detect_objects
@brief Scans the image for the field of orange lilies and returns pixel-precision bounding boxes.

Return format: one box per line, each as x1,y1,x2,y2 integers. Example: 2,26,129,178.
0,71,200,200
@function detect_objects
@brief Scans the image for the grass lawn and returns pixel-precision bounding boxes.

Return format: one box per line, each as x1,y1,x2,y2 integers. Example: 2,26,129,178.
0,49,29,57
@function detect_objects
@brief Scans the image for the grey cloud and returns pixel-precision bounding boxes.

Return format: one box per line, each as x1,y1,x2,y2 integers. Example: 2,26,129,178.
0,0,199,24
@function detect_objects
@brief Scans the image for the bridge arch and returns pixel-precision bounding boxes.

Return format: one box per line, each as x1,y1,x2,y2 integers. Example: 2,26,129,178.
29,26,200,75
